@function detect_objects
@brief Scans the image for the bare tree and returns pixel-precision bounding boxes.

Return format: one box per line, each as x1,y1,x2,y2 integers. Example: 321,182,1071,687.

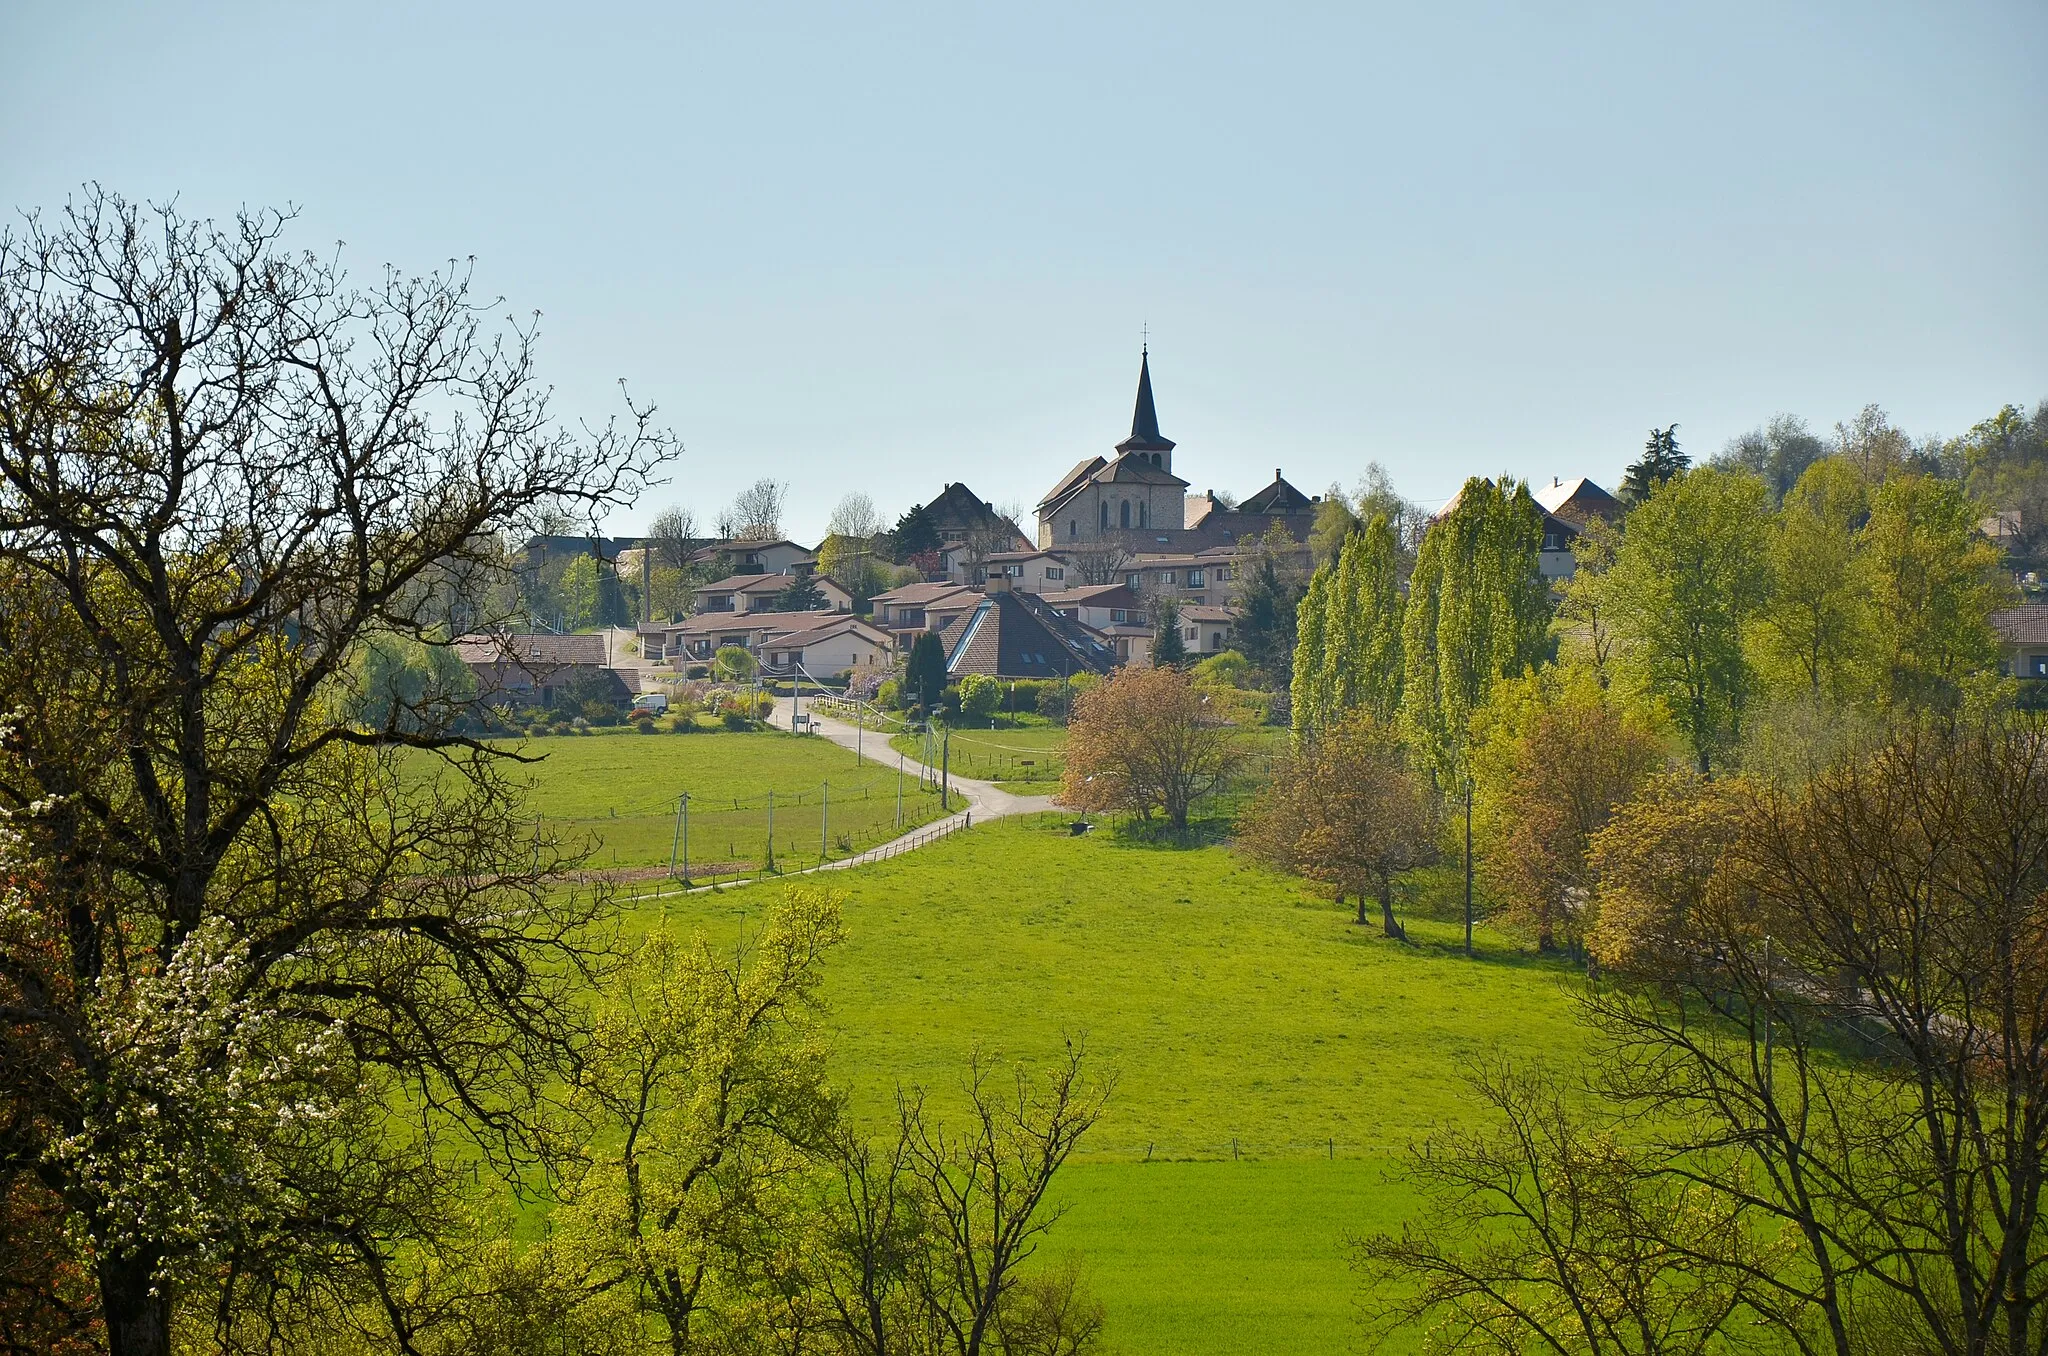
827,492,885,542
0,190,669,1356
1065,543,1131,588
820,1043,1113,1356
646,504,700,569
726,478,788,542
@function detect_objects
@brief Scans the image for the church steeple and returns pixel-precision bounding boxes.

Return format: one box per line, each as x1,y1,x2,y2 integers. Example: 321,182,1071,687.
1115,346,1177,465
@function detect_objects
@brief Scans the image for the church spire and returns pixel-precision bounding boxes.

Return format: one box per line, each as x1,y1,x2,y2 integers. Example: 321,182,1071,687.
1115,346,1176,458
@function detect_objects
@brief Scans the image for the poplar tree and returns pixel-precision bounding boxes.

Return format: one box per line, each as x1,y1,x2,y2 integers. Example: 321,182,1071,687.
1289,566,1332,741
1401,478,1548,783
1291,515,1404,740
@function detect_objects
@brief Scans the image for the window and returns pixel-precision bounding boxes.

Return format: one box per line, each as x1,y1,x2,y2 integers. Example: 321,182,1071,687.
1214,566,1231,581
1187,568,1205,587
1100,502,1109,529
1069,520,1077,540
1120,500,1131,529
1045,566,1064,581
1125,572,1142,589
1139,501,1148,528
1111,608,1126,623
1184,626,1198,641
1161,570,1175,584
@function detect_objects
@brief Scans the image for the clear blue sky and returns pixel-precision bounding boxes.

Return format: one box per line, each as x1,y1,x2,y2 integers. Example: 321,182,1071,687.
6,1,2044,541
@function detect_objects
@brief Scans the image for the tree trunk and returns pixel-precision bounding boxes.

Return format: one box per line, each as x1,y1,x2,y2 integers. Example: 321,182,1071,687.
1377,875,1406,941
1353,893,1367,926
99,1252,170,1356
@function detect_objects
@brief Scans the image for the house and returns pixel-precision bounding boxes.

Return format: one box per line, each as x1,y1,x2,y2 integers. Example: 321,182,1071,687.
692,572,852,615
1994,606,2048,678
1119,548,1243,608
452,632,634,709
1530,477,1626,579
1040,584,1153,666
755,615,896,679
931,581,1118,680
685,538,819,575
640,610,843,665
1039,583,1148,631
976,549,1074,594
1177,604,1237,657
869,581,984,651
923,482,1030,548
1183,469,1320,547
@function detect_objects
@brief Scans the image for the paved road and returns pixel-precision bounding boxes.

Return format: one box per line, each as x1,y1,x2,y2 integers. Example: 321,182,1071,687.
773,697,1058,822
634,700,1058,901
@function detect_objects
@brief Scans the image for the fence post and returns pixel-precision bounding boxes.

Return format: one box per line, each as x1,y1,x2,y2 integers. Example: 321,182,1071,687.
668,795,684,878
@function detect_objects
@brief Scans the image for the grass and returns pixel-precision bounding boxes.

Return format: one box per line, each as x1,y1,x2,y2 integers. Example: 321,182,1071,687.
637,814,1592,1354
478,728,951,877
888,719,1072,792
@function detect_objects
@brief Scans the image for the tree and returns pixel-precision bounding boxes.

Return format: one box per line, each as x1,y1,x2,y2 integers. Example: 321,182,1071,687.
1603,467,1772,775
1617,423,1688,505
1235,713,1438,937
1063,542,1130,588
1713,413,1825,504
776,572,827,613
1229,524,1308,693
1401,478,1549,785
1754,457,1871,701
1307,487,1358,568
546,888,843,1354
959,673,1002,723
890,502,941,562
1357,1061,1768,1356
712,644,757,682
1059,666,1242,834
0,191,667,1356
828,491,885,543
819,1044,1112,1356
559,552,601,630
1291,513,1402,741
1858,472,2003,711
1554,515,1621,685
906,631,947,710
1470,671,1663,954
1577,717,2048,1356
724,478,787,542
647,505,701,570
1152,598,1187,668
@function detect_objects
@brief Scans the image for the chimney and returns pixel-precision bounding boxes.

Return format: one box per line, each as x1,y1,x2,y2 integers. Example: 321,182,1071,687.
986,572,1013,593
1553,476,1560,487
1274,467,1282,482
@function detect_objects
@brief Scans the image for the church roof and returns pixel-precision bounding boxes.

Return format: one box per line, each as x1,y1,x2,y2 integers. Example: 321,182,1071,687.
1038,456,1108,512
1115,349,1176,455
1093,454,1189,488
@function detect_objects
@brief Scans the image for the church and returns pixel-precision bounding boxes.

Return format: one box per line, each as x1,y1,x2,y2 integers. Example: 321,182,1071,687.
1034,350,1319,553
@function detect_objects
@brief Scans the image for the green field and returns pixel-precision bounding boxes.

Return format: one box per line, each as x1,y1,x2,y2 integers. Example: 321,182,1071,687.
481,728,951,877
887,720,1072,791
643,814,1591,1354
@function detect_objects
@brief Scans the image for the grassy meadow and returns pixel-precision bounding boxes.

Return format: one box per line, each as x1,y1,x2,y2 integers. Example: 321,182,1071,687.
473,728,951,877
636,813,1592,1355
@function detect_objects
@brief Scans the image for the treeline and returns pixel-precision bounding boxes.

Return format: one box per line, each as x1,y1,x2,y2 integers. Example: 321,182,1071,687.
1237,408,2048,1356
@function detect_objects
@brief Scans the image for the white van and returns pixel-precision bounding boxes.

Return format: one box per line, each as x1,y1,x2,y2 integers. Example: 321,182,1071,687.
632,692,670,715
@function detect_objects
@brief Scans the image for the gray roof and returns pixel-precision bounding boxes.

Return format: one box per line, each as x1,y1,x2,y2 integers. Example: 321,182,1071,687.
1993,606,2048,645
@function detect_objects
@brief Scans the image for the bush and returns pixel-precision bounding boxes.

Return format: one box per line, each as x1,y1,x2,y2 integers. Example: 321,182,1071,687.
940,684,962,718
877,678,902,710
668,715,697,733
722,711,753,732
634,718,659,734
960,673,1002,722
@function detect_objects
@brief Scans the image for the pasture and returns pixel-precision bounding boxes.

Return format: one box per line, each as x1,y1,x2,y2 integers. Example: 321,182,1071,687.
479,728,951,877
641,814,1592,1355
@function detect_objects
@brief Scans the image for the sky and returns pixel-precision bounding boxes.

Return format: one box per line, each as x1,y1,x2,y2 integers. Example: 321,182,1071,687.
5,1,2045,542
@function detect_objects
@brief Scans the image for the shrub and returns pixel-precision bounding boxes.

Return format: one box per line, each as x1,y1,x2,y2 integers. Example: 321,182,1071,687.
722,711,753,732
877,678,902,710
960,673,1002,722
634,718,658,734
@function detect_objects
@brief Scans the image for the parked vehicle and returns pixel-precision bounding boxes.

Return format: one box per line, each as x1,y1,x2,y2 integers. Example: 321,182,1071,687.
632,692,670,715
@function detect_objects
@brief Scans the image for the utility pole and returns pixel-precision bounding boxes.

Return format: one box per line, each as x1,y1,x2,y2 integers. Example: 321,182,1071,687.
856,707,863,765
793,665,802,731
668,794,684,878
821,780,829,858
682,793,690,882
767,789,775,866
895,750,904,827
1463,777,1475,958
942,726,951,811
